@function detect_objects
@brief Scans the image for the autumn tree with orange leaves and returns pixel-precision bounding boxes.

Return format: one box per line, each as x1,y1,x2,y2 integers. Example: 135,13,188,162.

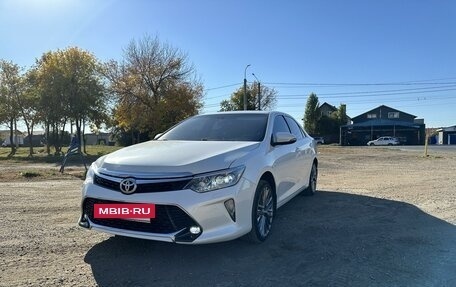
104,35,203,145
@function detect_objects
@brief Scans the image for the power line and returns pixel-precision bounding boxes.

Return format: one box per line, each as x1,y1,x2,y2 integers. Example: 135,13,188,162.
275,95,456,108
206,93,456,109
202,78,456,110
306,85,456,96
390,101,456,109
204,102,224,108
278,87,456,100
203,80,456,100
344,95,456,105
278,100,456,113
380,77,456,83
204,93,231,100
203,77,456,91
203,83,241,91
264,81,456,87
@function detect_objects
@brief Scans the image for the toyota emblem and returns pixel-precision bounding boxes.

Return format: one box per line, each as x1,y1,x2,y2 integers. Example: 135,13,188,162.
119,178,137,194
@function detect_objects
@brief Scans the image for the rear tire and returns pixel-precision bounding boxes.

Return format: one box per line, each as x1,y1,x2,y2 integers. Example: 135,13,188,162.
302,163,318,196
246,180,275,243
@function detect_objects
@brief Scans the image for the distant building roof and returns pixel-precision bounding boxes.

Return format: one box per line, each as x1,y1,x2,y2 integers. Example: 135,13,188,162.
343,119,422,128
351,105,417,121
436,125,456,132
319,102,337,111
0,130,24,136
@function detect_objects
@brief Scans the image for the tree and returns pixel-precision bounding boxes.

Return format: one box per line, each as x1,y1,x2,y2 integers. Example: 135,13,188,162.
35,47,108,154
219,82,277,111
61,47,107,153
336,103,347,125
303,93,319,134
0,60,21,156
156,83,203,132
35,51,68,154
17,69,41,157
104,35,203,144
316,114,339,136
313,103,349,144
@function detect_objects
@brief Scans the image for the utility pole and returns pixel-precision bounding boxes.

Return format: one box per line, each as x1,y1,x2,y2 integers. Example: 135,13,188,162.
252,73,261,110
258,81,261,110
243,64,251,110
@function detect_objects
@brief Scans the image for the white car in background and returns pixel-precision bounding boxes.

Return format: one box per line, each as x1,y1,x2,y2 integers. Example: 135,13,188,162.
79,111,318,244
367,136,400,146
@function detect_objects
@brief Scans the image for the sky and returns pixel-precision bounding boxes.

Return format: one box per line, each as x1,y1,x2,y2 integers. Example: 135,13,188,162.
1,0,455,128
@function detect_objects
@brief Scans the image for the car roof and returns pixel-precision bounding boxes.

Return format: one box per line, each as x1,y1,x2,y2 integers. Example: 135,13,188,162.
197,110,294,118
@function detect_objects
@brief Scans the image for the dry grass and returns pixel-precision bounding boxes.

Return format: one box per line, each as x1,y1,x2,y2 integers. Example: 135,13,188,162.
0,145,120,181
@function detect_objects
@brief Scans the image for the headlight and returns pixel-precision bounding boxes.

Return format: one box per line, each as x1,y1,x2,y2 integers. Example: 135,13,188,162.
185,166,245,193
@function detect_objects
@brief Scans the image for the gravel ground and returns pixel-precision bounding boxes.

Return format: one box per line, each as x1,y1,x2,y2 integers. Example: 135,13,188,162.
0,146,455,287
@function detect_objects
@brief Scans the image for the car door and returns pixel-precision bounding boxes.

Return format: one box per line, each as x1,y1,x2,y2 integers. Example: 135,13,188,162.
270,115,300,204
285,116,313,190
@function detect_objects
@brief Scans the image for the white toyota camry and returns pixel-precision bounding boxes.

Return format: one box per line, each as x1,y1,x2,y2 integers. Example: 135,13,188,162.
79,111,318,244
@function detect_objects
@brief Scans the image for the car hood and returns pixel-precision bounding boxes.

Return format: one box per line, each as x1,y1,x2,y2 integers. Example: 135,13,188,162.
98,140,260,176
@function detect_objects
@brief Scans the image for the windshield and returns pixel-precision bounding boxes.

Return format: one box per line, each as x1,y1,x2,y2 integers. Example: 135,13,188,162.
160,114,268,141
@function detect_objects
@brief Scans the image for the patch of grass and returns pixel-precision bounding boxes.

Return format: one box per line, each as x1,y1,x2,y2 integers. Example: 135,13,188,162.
422,155,444,159
0,167,87,181
20,171,41,178
0,145,122,163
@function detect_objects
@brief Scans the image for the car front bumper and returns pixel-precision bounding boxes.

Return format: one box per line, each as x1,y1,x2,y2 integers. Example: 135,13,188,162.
79,177,256,244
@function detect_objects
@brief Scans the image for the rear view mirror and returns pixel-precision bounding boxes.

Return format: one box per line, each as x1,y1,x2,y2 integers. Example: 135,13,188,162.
271,132,297,146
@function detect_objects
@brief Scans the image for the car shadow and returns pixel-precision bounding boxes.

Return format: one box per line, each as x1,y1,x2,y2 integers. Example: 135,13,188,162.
84,191,456,287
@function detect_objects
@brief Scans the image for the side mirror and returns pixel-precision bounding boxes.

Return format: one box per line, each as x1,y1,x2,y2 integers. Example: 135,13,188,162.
154,133,163,140
271,132,297,146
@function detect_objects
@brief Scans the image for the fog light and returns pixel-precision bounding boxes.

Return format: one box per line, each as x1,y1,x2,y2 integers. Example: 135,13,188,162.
189,226,201,234
224,199,236,222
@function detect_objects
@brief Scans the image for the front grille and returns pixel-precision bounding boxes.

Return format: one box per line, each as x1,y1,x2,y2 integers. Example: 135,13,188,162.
94,175,118,190
83,198,199,234
94,174,191,193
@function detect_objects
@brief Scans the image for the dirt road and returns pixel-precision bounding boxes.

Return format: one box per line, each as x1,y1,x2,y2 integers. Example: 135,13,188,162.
1,146,455,286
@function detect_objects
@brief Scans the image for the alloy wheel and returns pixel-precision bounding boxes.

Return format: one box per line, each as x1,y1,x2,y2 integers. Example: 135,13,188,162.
310,164,318,193
256,184,274,238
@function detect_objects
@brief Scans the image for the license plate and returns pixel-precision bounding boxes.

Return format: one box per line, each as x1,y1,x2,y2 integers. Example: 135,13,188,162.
93,203,156,219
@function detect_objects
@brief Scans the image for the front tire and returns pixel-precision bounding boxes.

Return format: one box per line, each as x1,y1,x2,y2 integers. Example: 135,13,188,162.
302,163,318,196
246,180,275,243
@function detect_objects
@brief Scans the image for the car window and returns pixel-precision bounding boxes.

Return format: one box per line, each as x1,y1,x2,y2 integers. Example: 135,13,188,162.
272,115,291,134
284,116,303,140
160,113,268,141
